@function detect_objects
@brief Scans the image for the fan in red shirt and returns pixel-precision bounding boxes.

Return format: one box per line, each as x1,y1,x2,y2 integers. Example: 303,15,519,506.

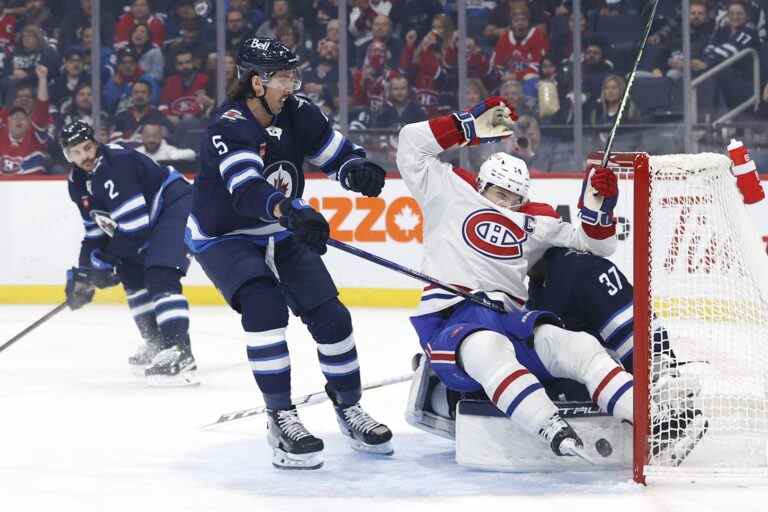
491,7,549,81
160,49,210,124
352,40,399,112
0,1,16,50
114,0,166,47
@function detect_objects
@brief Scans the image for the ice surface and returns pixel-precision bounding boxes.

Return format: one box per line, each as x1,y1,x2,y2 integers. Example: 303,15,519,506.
1,305,767,512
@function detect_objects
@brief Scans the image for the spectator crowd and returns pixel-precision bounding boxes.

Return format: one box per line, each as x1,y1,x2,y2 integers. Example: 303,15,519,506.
1,0,768,175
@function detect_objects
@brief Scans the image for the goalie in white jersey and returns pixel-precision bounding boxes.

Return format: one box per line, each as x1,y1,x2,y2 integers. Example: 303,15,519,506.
396,97,634,458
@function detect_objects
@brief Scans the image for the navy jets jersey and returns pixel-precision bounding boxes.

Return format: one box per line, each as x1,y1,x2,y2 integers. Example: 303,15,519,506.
186,94,365,253
67,143,187,264
527,247,634,363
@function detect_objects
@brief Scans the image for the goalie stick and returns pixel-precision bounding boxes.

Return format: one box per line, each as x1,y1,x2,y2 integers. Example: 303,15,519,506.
0,302,68,355
203,373,413,428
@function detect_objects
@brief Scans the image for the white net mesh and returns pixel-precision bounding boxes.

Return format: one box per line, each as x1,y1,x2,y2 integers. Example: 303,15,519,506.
601,152,768,478
644,154,768,478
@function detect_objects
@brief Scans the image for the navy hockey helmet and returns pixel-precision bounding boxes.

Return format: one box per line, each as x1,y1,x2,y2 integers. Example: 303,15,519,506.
236,37,300,89
61,120,95,150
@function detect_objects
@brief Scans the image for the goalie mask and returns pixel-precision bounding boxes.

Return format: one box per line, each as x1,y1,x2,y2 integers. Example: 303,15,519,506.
477,152,530,210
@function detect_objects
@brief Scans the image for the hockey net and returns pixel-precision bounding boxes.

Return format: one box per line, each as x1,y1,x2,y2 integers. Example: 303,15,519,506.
587,151,768,483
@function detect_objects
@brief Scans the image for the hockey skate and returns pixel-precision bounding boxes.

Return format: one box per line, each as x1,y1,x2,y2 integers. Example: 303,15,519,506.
144,344,199,387
651,405,709,466
326,384,394,455
538,413,594,464
128,339,162,376
267,407,324,470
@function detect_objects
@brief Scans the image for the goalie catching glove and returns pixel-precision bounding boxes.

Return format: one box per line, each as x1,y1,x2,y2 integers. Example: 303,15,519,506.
578,166,618,227
429,96,519,149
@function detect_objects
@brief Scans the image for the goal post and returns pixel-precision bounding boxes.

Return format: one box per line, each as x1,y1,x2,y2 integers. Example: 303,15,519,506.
587,151,768,483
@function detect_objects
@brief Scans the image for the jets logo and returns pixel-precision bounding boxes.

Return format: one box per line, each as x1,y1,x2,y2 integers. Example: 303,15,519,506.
462,209,528,260
221,109,246,122
266,126,283,140
263,160,299,197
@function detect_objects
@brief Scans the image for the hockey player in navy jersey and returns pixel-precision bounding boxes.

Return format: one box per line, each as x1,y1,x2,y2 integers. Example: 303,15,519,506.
186,37,391,470
61,120,197,386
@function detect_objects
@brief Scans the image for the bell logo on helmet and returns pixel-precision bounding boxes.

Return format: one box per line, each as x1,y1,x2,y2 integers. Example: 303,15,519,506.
462,209,528,259
250,40,270,51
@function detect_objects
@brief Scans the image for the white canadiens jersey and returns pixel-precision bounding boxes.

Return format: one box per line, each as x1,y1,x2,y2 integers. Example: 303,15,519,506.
396,121,617,316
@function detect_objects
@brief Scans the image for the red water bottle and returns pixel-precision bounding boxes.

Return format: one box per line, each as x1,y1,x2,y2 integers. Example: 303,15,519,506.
728,139,765,205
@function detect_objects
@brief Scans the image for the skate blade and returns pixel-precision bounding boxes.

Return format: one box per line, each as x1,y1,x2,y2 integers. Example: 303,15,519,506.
145,369,200,388
272,447,324,470
347,438,394,455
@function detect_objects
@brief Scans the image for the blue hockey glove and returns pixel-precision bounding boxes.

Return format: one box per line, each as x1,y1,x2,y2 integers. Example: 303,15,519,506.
65,267,95,310
89,250,121,289
578,166,618,226
340,158,386,197
278,198,330,254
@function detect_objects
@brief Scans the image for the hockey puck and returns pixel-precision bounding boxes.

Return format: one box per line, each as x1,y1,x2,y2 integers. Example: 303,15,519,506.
595,438,613,457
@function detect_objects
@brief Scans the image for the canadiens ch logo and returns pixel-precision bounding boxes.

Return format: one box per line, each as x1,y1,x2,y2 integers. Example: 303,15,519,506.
264,160,299,197
461,209,527,260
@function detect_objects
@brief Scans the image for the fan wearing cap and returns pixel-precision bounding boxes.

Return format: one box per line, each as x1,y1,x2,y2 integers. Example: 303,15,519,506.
397,97,633,461
103,46,159,114
60,119,198,387
187,37,391,470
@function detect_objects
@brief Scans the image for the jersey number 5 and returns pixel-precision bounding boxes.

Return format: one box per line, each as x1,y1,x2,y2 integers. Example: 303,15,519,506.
598,266,623,296
212,135,228,155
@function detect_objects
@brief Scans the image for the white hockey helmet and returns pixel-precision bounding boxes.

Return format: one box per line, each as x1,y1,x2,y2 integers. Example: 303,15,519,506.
477,152,530,204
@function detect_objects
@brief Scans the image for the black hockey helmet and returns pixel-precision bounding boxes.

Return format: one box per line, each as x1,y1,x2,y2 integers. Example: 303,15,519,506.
61,120,95,150
236,37,299,81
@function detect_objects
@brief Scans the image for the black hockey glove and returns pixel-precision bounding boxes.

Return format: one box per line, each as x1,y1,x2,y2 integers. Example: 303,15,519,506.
65,267,95,310
278,198,330,254
342,159,386,197
89,250,121,289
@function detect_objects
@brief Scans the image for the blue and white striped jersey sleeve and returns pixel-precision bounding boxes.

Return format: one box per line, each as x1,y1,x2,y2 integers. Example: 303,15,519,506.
298,97,366,182
208,126,285,220
111,193,150,235
67,170,108,267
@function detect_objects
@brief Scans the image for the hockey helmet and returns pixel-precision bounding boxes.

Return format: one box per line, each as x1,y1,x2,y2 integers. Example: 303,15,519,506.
61,120,95,150
236,37,301,91
477,152,530,206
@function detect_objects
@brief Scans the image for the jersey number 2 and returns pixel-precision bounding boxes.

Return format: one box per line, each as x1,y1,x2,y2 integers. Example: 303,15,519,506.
104,180,119,199
598,266,623,296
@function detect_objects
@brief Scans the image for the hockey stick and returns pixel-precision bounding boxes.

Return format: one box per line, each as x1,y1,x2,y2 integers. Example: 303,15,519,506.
0,302,68,355
327,238,506,314
203,373,413,428
600,0,661,168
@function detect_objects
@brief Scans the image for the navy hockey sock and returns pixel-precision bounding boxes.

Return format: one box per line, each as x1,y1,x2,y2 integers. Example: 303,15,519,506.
239,280,292,410
125,287,161,341
146,267,190,349
302,298,362,406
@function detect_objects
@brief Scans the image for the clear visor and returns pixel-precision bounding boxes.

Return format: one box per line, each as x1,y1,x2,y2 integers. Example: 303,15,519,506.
262,70,302,92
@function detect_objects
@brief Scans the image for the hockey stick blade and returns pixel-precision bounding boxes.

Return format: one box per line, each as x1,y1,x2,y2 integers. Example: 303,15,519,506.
203,373,414,429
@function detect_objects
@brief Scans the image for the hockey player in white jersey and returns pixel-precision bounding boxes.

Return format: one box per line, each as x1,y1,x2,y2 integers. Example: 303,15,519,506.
397,96,635,459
